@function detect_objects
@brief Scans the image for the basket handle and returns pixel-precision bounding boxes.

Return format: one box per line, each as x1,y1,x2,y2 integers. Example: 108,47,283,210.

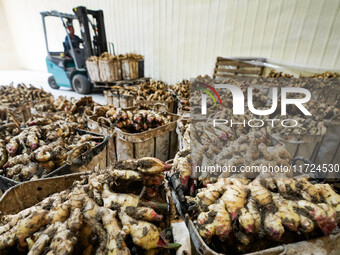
271,133,307,145
290,156,314,166
65,142,92,165
97,117,114,129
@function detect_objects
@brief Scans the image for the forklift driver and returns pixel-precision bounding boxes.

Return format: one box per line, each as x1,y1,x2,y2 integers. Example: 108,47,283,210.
64,26,83,52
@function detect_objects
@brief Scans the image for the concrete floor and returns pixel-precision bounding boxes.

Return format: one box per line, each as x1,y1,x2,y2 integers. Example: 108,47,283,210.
0,70,105,104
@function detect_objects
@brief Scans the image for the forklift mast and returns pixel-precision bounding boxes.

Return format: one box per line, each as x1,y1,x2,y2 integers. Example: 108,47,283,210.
73,6,107,60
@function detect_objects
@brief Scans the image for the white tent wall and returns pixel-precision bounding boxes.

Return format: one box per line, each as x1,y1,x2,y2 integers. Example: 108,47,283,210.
1,0,340,84
0,1,19,69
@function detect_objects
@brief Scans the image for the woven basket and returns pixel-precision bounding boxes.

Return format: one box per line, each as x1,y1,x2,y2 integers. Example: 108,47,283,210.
122,58,139,80
99,59,122,82
86,60,101,82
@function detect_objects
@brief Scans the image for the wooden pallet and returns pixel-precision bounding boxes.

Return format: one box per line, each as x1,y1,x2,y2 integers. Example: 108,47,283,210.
213,57,265,79
93,77,151,89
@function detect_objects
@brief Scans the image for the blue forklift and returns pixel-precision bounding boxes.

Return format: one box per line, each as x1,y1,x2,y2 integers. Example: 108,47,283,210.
41,6,113,94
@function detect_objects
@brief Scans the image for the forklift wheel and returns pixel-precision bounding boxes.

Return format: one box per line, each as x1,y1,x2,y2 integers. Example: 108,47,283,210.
48,76,59,89
72,74,92,94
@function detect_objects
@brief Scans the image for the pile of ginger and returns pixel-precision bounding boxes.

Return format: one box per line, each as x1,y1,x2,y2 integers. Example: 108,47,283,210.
0,157,181,255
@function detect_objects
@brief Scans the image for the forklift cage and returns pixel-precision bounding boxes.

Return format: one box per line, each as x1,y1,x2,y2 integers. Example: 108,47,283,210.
40,11,83,70
40,7,109,71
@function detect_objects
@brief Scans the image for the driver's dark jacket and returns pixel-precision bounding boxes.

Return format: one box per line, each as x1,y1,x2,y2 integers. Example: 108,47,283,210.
65,35,83,51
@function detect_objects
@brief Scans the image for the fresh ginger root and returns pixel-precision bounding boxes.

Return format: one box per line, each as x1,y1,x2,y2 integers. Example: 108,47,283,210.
172,149,191,188
192,174,340,245
110,169,142,181
197,200,231,240
261,177,277,191
297,200,330,235
249,179,272,208
88,172,106,191
137,157,172,174
272,193,300,231
196,178,227,208
16,210,48,246
119,211,159,250
102,182,166,210
0,192,64,237
299,214,315,233
118,157,172,174
317,203,337,234
124,206,163,222
274,177,297,194
264,212,284,241
47,208,83,255
46,202,70,224
314,183,340,223
100,207,130,255
0,214,23,236
246,197,261,233
27,223,60,255
0,161,175,254
238,208,254,234
295,177,320,202
143,174,165,187
82,196,108,254
195,178,248,216
0,228,17,250
102,183,139,208
220,180,248,220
